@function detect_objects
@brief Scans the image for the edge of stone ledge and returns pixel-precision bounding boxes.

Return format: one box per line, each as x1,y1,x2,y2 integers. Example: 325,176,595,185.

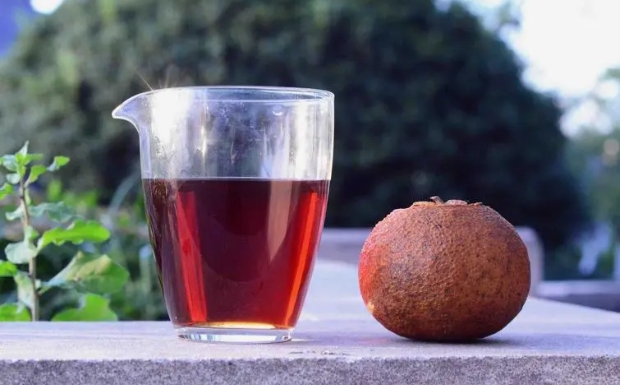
1,356,618,385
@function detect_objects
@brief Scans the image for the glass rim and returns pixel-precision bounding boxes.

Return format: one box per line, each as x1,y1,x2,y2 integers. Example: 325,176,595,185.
126,85,335,104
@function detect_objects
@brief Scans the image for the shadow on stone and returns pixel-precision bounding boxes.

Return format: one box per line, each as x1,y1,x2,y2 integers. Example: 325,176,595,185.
387,335,518,347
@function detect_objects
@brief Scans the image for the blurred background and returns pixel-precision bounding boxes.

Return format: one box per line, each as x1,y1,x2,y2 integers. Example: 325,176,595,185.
1,0,620,318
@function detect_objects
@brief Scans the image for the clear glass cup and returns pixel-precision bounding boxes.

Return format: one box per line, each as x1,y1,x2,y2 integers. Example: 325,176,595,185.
112,86,334,343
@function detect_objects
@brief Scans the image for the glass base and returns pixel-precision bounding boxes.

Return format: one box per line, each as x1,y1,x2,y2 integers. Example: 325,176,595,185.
176,326,293,344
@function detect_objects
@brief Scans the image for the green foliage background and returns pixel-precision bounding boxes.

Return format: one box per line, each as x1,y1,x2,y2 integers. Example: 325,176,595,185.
0,0,589,257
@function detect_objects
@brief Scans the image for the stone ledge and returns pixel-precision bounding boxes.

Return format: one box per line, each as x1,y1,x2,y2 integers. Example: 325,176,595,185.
1,300,620,385
2,356,619,385
1,261,618,385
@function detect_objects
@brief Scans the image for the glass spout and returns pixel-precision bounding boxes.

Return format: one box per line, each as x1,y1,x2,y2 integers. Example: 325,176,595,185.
111,93,149,130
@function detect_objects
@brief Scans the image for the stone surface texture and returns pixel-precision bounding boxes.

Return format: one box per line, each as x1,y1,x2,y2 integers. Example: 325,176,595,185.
0,260,619,384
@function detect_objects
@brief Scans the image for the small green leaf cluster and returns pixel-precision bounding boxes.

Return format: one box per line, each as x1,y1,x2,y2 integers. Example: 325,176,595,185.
0,142,129,321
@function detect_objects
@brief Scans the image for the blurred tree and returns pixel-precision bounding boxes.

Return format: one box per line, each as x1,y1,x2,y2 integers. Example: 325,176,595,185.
560,127,620,280
541,66,620,279
567,67,620,230
568,127,620,231
0,0,588,252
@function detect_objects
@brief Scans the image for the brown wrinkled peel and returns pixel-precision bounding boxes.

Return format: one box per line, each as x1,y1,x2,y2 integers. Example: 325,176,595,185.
358,196,530,342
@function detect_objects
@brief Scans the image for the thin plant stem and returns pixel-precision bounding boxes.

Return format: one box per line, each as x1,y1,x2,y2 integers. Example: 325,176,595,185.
19,177,38,321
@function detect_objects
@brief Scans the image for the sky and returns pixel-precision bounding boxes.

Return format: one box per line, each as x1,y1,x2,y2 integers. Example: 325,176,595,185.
505,0,619,96
465,0,620,135
30,0,64,14
22,0,620,135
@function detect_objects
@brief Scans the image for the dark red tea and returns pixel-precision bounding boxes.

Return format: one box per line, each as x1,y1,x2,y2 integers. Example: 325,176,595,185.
142,178,330,329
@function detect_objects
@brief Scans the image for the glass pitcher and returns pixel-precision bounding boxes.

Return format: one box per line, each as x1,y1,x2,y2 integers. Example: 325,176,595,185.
112,86,334,343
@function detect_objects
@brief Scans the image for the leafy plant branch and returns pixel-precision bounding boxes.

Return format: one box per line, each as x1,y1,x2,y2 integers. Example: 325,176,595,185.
0,142,129,321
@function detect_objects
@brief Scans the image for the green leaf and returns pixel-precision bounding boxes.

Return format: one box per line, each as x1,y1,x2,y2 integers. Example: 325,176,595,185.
47,253,129,294
16,141,29,157
12,142,43,177
46,179,63,201
25,226,39,240
6,173,20,184
15,153,43,165
52,293,117,321
0,183,13,200
5,206,22,221
29,202,75,223
5,237,38,264
38,219,110,249
27,165,47,184
0,155,18,172
0,261,18,277
48,156,70,172
14,142,42,176
14,272,35,310
5,226,39,264
0,303,31,321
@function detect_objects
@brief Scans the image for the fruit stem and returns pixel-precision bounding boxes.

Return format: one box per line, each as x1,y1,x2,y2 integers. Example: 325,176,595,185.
430,196,444,204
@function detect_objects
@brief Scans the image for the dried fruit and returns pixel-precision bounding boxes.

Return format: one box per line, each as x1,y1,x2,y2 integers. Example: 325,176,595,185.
358,196,530,342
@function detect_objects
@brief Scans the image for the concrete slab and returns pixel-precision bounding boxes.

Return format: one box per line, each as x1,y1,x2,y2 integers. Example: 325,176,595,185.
0,261,619,385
